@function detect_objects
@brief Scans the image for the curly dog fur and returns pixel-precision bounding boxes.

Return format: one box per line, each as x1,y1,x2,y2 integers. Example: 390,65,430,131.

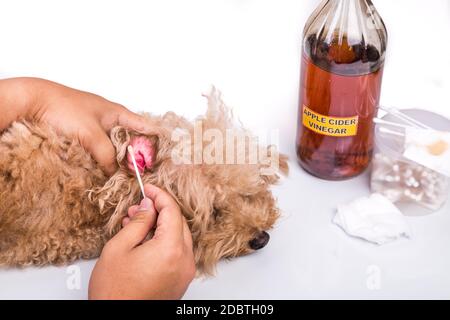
0,88,288,274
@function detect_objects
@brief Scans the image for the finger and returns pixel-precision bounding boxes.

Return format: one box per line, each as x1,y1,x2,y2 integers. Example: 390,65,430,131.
131,199,156,216
127,205,140,218
110,198,157,251
81,125,117,176
144,184,179,213
123,201,155,227
104,103,150,134
143,184,184,244
122,217,130,227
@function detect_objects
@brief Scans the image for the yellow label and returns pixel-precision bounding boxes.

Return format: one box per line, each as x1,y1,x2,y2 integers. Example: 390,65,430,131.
302,105,358,137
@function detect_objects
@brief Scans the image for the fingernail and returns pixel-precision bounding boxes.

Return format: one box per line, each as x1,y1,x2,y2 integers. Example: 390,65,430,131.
138,197,152,211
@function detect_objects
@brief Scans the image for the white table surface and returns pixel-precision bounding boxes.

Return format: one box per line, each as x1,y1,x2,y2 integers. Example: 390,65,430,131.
0,0,449,299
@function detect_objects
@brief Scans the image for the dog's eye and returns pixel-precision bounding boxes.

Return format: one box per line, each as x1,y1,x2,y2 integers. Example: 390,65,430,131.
212,209,220,220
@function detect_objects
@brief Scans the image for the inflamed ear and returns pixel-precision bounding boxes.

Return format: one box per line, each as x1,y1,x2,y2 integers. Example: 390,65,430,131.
88,127,157,235
126,136,155,174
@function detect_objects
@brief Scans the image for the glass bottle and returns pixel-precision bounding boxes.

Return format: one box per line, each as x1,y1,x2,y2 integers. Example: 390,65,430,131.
296,0,388,180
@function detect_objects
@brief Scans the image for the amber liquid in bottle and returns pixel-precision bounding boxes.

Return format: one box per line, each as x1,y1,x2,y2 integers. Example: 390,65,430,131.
296,34,384,180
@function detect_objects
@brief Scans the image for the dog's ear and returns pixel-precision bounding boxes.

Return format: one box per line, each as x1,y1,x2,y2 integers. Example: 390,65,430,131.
110,125,161,169
110,126,131,166
88,126,138,234
89,124,168,235
88,126,144,235
88,169,141,234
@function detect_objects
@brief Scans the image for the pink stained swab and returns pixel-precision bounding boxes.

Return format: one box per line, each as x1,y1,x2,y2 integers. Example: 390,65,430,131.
127,145,146,200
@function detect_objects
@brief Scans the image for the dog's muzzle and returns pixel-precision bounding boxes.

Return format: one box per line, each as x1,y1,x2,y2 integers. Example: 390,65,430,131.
249,231,270,250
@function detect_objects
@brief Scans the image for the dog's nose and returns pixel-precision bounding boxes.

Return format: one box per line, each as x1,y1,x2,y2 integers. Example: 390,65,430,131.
249,231,270,250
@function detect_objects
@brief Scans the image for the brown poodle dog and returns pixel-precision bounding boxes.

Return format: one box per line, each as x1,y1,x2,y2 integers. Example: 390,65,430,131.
0,87,288,274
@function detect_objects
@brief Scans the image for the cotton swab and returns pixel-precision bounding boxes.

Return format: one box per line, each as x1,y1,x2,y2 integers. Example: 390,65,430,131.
127,145,146,200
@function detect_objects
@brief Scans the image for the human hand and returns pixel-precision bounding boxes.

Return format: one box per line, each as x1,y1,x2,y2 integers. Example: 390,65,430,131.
88,184,196,300
0,77,149,175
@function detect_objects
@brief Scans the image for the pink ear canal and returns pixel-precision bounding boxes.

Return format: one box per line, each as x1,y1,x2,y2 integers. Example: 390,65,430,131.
127,136,155,174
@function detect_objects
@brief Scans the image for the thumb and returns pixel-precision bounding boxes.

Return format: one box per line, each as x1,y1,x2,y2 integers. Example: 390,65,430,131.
110,198,157,251
81,124,117,176
108,103,151,134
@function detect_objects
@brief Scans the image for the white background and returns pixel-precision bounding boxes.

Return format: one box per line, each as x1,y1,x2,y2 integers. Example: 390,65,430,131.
0,0,449,299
